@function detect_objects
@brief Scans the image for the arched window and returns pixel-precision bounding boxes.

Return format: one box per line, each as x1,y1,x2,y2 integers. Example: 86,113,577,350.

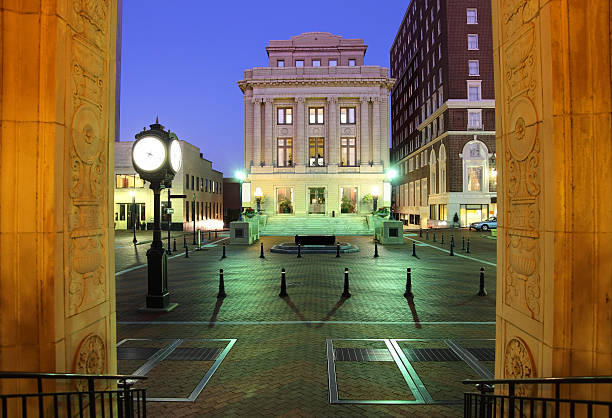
438,144,447,193
429,149,437,195
461,140,489,192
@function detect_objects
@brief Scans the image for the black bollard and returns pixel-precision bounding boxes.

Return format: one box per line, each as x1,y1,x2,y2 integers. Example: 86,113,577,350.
279,268,288,297
433,232,436,242
217,269,227,298
183,236,187,248
426,230,429,240
462,236,465,251
342,267,351,298
208,230,212,240
374,242,379,258
412,241,417,257
477,267,487,296
441,234,445,245
260,242,265,259
297,243,302,258
404,267,414,298
451,235,455,247
466,239,471,254
173,238,177,252
215,230,218,239
185,245,189,258
419,228,422,238
221,244,226,259
449,242,454,256
336,243,341,258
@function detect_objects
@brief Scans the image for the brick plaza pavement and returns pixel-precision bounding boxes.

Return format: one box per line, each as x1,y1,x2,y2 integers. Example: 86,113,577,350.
116,231,497,417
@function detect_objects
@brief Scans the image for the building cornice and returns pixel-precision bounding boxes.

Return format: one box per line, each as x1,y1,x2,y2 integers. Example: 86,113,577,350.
238,78,395,92
416,100,496,131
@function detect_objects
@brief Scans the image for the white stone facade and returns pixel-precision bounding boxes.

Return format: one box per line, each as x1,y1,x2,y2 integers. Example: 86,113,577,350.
238,33,395,217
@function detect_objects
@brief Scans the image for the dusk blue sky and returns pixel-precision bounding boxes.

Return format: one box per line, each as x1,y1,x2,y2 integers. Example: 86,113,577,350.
120,1,408,175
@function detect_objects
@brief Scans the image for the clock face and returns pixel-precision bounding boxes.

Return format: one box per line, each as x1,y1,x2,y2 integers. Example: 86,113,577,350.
132,136,166,172
170,140,182,172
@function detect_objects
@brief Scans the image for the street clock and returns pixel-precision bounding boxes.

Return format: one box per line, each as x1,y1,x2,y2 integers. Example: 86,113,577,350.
132,119,182,184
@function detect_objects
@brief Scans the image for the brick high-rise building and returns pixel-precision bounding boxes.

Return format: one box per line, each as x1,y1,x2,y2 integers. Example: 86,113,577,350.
390,0,496,228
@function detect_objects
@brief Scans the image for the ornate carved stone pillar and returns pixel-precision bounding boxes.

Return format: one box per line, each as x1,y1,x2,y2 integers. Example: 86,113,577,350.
360,97,370,165
264,98,274,166
244,90,253,169
0,0,119,386
327,96,338,166
253,98,262,166
295,97,305,166
492,0,612,402
372,96,381,164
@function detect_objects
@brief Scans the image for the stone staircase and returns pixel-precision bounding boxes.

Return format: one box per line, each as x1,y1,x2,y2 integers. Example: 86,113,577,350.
260,216,372,236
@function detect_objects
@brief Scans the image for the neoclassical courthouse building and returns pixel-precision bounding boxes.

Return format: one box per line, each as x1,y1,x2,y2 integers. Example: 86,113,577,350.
238,33,395,221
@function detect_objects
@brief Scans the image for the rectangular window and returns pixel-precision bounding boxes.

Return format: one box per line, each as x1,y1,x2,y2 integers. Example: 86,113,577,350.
468,82,481,100
468,109,482,129
309,138,325,166
340,138,357,166
312,59,321,67
467,166,484,191
468,34,479,50
185,174,189,189
309,107,324,124
439,204,447,221
467,8,478,24
196,201,199,221
329,59,338,66
277,60,285,67
119,204,126,221
295,60,304,67
205,179,208,192
340,107,356,124
430,204,437,220
277,187,294,213
191,175,194,190
277,107,293,124
348,59,356,66
277,138,293,167
185,201,189,222
469,60,480,76
115,174,145,188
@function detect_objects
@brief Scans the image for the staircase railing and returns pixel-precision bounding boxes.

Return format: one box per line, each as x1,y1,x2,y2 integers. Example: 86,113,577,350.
0,371,147,417
463,376,612,418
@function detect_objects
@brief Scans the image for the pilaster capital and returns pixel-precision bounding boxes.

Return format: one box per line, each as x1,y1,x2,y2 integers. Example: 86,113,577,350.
264,97,274,104
252,97,263,104
327,96,338,103
295,96,306,104
360,96,371,103
372,96,381,103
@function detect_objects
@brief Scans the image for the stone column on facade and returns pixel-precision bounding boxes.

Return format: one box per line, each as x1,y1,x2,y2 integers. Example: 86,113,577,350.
244,90,254,170
372,96,381,165
492,0,612,404
0,0,118,393
327,96,338,167
295,97,305,167
380,93,390,169
253,98,262,167
264,98,274,166
360,97,370,165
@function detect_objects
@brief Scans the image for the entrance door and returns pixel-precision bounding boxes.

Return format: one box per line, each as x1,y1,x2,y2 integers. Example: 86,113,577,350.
308,187,326,214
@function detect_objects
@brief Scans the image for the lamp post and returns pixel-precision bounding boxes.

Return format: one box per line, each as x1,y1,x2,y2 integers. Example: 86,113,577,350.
386,168,398,220
371,186,380,212
254,187,263,214
132,118,182,311
235,170,246,220
130,190,137,245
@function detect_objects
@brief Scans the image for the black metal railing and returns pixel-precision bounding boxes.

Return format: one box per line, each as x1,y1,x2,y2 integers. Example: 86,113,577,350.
0,371,147,417
463,376,612,418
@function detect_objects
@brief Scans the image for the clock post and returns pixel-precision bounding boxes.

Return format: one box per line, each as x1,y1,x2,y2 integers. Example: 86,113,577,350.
132,119,182,311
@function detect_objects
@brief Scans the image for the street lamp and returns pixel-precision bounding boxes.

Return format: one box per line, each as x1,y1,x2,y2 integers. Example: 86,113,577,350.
235,170,246,220
371,186,380,212
130,190,137,245
254,187,263,213
386,168,398,220
132,118,182,311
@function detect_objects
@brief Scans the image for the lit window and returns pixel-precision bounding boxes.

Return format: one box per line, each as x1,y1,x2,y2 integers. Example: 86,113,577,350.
309,107,324,124
340,107,356,124
468,82,481,100
296,60,304,67
468,34,479,50
340,138,357,166
116,174,145,188
277,107,293,124
277,138,293,167
309,138,325,166
348,59,356,66
467,8,478,24
329,59,338,66
277,60,285,67
277,187,294,213
469,60,480,76
312,59,321,67
468,109,482,129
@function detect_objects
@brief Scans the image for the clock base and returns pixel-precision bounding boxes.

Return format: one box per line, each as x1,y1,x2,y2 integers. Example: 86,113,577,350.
139,302,178,313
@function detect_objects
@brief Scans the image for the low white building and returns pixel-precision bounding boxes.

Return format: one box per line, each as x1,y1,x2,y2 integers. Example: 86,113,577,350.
114,139,223,231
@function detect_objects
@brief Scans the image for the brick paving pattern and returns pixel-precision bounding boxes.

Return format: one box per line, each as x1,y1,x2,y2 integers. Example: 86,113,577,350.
116,232,498,416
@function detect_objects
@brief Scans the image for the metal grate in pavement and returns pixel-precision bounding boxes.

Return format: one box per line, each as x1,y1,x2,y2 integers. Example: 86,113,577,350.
466,348,495,362
334,348,394,362
402,348,460,362
164,347,221,361
117,347,159,361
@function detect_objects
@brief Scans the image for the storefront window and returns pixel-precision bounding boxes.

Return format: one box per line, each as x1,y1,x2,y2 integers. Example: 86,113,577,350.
277,187,294,214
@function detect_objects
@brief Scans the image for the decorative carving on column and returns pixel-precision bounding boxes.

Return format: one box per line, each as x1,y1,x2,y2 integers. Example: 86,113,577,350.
501,0,542,322
504,337,536,395
74,333,106,389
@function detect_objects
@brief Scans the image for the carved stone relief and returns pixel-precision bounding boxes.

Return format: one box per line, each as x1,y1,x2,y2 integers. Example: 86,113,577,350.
74,333,106,389
504,337,536,396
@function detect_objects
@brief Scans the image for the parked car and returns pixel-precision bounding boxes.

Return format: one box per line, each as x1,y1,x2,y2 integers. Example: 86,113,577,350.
469,217,497,231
